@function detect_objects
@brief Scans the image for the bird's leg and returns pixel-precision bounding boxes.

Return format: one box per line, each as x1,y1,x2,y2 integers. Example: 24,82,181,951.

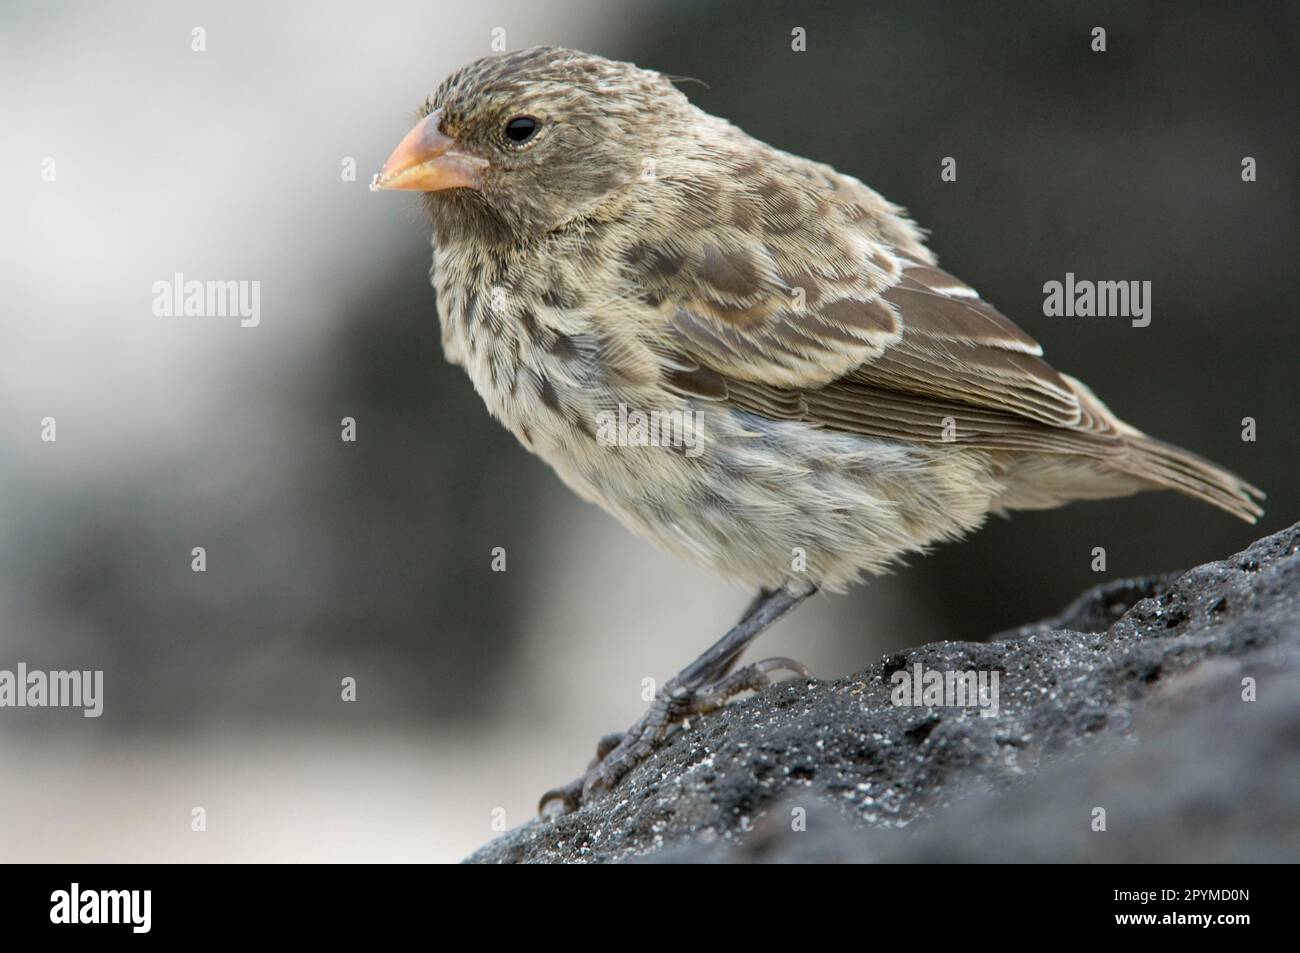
538,585,816,814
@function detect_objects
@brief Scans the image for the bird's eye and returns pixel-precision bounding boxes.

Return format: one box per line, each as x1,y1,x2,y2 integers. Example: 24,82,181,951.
504,116,539,144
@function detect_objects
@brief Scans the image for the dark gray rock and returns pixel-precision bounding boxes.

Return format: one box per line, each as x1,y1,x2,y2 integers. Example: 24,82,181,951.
466,522,1300,863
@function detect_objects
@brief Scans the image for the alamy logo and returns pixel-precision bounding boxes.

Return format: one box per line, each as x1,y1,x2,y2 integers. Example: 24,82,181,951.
50,883,151,933
0,663,103,717
890,663,1000,717
151,272,261,327
1042,273,1151,327
595,402,704,458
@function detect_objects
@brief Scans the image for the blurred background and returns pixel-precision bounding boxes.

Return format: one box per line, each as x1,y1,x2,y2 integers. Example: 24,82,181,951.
1,0,1295,862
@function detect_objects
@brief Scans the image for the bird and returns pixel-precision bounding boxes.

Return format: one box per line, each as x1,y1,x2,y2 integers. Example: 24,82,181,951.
371,46,1264,812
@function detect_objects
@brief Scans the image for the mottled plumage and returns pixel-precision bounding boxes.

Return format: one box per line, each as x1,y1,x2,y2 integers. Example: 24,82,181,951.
374,47,1263,806
380,46,1260,594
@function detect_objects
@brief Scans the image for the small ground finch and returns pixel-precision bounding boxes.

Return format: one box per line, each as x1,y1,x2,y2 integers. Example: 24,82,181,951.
373,47,1263,811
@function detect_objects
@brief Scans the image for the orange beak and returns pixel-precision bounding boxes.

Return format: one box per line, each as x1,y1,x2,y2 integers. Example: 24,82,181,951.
370,108,488,192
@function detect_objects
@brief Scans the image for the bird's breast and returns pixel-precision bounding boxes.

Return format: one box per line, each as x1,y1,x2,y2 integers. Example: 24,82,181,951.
434,239,639,455
429,237,997,592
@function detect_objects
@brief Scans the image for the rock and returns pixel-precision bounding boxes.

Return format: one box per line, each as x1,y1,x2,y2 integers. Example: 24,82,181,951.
466,523,1300,863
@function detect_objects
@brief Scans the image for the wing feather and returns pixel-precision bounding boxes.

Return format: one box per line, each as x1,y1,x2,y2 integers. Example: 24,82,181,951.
616,138,1261,521
624,152,1103,454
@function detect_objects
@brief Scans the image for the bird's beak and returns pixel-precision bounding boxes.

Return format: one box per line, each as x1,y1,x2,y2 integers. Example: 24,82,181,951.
370,108,488,192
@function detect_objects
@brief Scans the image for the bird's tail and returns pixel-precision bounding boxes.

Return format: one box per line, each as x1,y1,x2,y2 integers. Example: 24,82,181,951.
1116,433,1264,523
1066,374,1265,523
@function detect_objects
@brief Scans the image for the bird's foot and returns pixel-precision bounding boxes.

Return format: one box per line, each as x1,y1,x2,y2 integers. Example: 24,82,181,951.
538,656,811,814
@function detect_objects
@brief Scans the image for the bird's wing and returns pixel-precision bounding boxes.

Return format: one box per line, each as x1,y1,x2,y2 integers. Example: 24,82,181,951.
617,144,1262,522
626,157,1127,457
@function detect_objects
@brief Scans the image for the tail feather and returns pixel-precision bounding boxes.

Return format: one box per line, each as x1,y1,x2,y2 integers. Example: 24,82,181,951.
1120,434,1264,523
1060,373,1264,524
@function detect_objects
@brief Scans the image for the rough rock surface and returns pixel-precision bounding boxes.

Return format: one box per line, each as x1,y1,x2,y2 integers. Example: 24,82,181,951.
467,522,1300,863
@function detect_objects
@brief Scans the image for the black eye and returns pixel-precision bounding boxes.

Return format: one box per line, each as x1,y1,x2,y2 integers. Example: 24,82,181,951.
504,116,538,144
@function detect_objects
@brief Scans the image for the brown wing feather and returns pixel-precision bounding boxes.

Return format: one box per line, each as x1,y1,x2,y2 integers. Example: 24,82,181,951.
623,143,1261,521
654,237,904,389
632,191,1103,452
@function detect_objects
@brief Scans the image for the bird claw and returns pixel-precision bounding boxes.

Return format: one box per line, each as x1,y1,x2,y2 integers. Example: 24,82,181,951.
538,656,812,815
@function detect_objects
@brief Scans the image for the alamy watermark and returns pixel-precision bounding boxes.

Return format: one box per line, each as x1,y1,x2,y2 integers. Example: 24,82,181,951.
596,403,704,457
151,272,260,327
1043,273,1151,327
890,663,1000,717
0,663,103,717
50,883,150,933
